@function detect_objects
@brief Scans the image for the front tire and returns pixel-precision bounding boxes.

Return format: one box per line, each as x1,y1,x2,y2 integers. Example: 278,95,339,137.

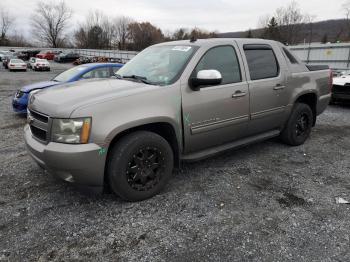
280,103,313,146
107,131,174,201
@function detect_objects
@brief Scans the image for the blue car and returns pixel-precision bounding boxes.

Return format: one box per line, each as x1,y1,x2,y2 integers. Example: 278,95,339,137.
12,63,123,113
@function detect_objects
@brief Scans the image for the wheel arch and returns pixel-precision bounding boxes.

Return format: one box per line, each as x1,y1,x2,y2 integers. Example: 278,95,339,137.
104,121,182,186
294,92,318,126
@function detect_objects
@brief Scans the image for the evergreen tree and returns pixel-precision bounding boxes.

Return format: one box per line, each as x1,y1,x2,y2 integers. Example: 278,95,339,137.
263,17,282,42
246,29,253,38
321,34,328,44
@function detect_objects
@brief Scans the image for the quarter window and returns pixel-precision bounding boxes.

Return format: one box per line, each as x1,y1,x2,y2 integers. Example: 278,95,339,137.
192,46,242,85
81,67,110,79
244,45,279,80
282,47,298,64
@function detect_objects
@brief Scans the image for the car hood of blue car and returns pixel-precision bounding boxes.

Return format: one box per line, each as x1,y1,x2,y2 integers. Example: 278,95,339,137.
21,81,61,93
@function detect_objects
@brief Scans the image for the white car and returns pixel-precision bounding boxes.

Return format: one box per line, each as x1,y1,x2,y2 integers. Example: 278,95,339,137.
8,59,27,71
28,57,50,71
0,51,7,62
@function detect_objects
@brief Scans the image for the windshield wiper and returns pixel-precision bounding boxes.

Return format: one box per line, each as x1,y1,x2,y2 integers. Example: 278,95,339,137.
119,74,153,85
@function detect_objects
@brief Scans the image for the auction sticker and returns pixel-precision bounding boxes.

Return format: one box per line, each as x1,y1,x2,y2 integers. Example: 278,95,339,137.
172,46,192,52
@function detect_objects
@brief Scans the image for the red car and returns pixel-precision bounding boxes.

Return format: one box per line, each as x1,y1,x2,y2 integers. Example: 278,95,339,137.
36,51,55,60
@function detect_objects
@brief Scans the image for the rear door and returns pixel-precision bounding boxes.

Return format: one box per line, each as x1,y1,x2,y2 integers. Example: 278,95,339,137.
181,44,250,153
240,43,289,135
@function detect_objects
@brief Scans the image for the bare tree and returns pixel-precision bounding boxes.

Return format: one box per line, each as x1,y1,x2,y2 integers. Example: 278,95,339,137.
114,16,133,50
0,6,14,45
257,14,271,29
31,0,72,47
74,10,116,49
343,1,350,39
275,1,308,44
304,14,317,45
8,30,31,47
172,28,189,40
127,22,164,51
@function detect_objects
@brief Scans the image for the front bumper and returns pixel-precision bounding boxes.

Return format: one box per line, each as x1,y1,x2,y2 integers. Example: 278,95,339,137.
24,124,106,188
332,93,350,101
8,67,27,71
12,95,28,114
34,66,50,71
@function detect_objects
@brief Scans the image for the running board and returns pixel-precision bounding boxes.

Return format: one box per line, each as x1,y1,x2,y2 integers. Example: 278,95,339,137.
181,130,280,162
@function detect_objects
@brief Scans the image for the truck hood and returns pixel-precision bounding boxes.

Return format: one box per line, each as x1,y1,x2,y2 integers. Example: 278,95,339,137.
333,76,350,86
29,79,159,117
21,81,59,93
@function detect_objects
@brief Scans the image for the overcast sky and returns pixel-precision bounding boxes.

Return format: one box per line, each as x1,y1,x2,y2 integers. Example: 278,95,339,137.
3,0,346,37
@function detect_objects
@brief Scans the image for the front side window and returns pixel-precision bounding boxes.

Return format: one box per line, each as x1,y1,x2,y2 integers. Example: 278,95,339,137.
244,45,279,80
192,46,242,85
117,45,198,86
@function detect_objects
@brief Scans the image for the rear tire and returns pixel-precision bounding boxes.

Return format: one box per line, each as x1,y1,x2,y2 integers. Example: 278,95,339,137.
107,131,174,202
280,103,313,146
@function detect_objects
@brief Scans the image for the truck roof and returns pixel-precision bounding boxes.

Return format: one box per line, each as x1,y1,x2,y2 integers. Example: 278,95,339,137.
155,38,281,48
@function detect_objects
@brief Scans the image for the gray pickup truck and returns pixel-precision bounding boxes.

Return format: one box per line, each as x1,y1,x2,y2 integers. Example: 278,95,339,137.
25,38,331,201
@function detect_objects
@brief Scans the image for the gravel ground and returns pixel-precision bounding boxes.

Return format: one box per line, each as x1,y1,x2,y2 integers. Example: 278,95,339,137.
0,63,350,261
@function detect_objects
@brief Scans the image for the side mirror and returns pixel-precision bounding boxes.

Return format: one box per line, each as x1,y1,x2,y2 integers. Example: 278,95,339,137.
189,70,222,90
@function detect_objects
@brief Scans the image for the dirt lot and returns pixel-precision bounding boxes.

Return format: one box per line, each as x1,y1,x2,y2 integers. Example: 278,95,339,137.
0,62,350,261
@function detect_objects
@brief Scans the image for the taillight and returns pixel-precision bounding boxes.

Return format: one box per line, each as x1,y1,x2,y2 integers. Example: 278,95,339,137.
329,70,333,92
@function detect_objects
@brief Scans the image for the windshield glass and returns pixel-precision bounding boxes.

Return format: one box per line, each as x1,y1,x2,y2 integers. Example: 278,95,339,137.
117,45,198,86
53,65,88,82
11,59,23,63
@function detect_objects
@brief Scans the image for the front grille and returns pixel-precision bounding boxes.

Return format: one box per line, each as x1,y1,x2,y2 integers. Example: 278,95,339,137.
28,109,50,143
30,110,48,123
333,84,350,94
30,125,47,141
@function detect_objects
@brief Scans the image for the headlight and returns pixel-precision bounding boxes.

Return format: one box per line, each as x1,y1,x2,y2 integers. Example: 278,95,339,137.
51,118,91,144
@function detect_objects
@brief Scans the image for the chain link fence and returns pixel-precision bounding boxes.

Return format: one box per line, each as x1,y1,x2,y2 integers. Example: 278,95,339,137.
289,43,350,72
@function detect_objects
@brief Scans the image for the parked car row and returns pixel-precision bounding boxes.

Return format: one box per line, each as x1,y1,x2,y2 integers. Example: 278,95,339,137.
73,56,123,65
2,55,51,72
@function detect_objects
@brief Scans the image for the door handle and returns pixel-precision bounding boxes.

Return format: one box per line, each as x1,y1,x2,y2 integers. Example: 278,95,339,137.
273,84,285,90
232,91,247,98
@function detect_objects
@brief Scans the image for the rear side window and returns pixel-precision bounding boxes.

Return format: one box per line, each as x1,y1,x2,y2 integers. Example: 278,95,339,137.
282,47,298,64
244,45,279,80
193,46,241,85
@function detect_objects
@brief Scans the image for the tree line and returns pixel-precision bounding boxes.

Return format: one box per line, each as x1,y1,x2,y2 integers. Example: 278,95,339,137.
0,1,217,50
252,1,350,45
0,0,349,50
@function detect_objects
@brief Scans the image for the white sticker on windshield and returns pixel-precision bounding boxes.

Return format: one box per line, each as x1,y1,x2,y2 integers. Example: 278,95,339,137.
172,46,192,52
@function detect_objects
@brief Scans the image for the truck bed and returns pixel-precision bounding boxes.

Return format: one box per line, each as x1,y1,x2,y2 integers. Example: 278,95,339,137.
306,65,329,71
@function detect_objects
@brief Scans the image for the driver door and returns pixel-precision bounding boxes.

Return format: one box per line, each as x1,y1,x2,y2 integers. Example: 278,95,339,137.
182,44,250,153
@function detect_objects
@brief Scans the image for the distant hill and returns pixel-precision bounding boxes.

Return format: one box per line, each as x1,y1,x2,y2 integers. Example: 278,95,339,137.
218,19,349,44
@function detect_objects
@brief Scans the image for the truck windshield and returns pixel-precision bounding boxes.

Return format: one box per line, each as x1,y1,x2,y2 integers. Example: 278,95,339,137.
117,45,198,86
